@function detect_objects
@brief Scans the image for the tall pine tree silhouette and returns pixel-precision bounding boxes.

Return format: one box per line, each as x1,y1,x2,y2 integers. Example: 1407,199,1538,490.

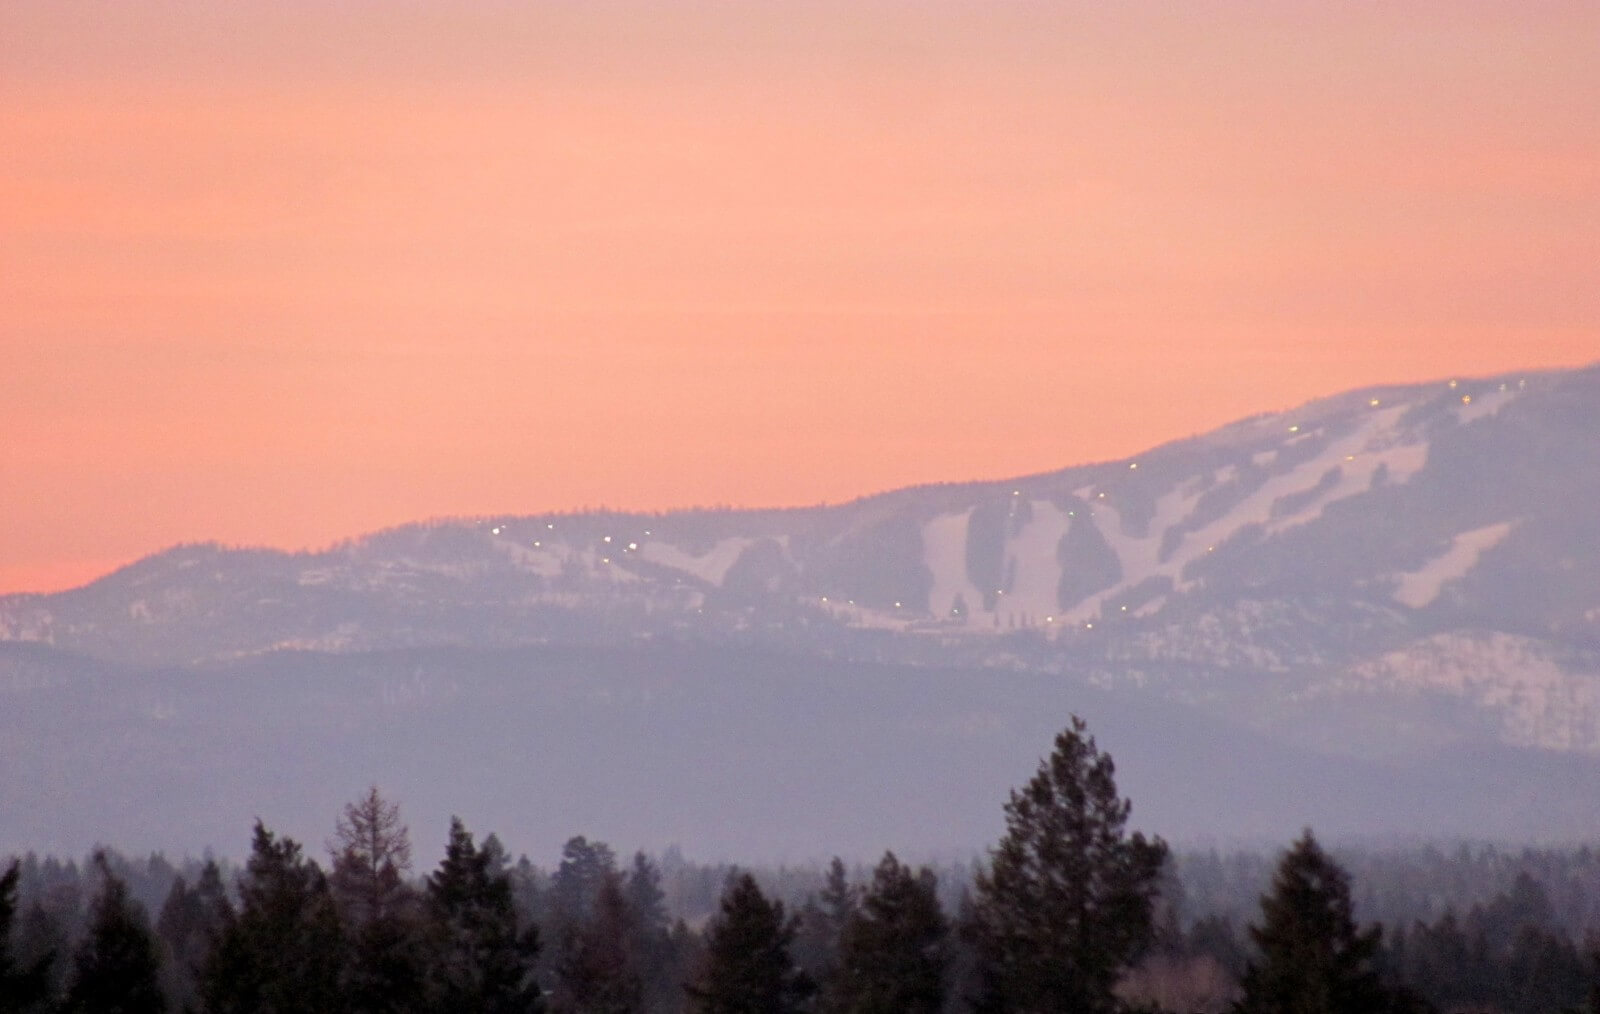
965,715,1167,1014
330,788,428,1014
63,853,166,1014
425,817,544,1013
201,822,345,1014
1235,829,1428,1014
687,873,811,1014
1,859,56,1013
830,852,948,1014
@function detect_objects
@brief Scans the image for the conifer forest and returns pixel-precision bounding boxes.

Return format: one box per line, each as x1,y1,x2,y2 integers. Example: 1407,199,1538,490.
6,718,1600,1013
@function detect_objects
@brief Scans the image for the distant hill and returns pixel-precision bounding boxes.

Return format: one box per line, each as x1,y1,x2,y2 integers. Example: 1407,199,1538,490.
4,363,1599,857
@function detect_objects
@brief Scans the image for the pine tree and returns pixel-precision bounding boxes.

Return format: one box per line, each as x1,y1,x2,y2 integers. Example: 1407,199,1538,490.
830,852,948,1014
553,838,618,926
794,857,857,1005
1,859,55,1013
201,822,345,1014
330,786,415,926
623,853,681,1014
330,788,428,1014
551,871,642,1014
1234,830,1426,1014
425,817,545,1013
154,860,234,1012
965,715,1168,1014
687,873,811,1014
63,853,167,1014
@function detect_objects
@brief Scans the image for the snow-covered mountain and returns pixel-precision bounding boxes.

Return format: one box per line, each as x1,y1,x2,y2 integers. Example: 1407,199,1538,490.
4,364,1600,857
7,363,1598,749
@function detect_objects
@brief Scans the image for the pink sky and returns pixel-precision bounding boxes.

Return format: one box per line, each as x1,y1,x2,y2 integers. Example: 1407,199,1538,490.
2,2,1596,594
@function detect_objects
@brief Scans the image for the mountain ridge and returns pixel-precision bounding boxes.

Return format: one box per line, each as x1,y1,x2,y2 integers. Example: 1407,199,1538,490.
5,361,1600,855
5,362,1598,753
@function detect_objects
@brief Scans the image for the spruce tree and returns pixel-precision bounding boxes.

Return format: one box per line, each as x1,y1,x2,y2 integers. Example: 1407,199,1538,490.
63,853,167,1014
1235,830,1426,1014
686,873,811,1014
966,715,1168,1014
1,859,55,1013
830,852,948,1014
201,822,345,1014
425,817,544,1013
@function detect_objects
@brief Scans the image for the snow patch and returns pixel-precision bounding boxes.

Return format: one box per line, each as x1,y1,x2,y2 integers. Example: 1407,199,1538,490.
1351,631,1600,752
924,509,984,620
1050,406,1429,620
922,501,1071,629
635,537,755,587
1392,522,1515,609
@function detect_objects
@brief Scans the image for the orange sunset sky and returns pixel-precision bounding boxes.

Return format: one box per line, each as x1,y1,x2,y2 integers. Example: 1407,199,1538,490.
2,2,1596,596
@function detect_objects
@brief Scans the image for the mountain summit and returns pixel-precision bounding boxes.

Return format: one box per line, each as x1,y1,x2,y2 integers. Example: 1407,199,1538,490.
4,363,1599,854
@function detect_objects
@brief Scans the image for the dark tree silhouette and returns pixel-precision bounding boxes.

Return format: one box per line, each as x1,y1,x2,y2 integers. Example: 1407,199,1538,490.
425,817,545,1013
687,873,811,1014
830,851,948,1014
330,788,428,1014
551,871,642,1014
201,822,345,1014
965,715,1168,1014
794,856,858,1006
1,859,56,1013
63,853,166,1014
1235,830,1428,1014
154,860,233,1012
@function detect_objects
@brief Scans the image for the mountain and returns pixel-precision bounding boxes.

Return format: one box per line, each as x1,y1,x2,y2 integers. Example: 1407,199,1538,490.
4,363,1599,857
